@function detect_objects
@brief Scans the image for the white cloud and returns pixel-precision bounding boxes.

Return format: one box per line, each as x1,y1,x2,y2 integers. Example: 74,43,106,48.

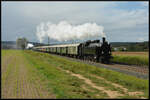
104,8,148,31
141,2,149,7
2,1,149,42
137,37,144,42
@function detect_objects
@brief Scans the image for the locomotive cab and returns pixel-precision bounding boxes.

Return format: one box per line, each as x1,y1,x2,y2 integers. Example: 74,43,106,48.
100,37,112,64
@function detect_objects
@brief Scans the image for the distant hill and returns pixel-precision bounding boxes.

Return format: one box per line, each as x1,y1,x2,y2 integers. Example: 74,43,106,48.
110,41,149,51
1,41,17,49
2,41,149,51
2,41,16,44
1,41,46,49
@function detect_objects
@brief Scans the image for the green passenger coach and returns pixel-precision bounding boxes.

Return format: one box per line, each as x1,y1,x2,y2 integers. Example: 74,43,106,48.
32,37,112,64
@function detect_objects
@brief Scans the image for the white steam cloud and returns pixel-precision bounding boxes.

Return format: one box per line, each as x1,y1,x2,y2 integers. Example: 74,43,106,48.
36,21,106,43
26,43,34,49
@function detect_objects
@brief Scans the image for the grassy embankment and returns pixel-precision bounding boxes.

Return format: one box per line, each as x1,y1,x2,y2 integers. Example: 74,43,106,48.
111,52,149,67
23,50,148,98
1,50,149,98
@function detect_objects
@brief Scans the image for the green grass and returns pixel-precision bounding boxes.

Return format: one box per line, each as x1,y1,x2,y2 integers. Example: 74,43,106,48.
111,55,149,66
2,50,149,98
23,50,149,98
22,50,108,98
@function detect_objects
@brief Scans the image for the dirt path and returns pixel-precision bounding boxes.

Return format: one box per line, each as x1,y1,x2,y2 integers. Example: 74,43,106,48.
58,67,145,99
58,67,123,98
1,51,55,99
91,74,145,98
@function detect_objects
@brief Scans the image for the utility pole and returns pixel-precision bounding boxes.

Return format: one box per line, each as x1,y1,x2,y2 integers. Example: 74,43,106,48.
48,37,49,45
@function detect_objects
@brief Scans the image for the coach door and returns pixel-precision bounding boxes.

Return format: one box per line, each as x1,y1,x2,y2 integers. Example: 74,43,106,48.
66,47,68,55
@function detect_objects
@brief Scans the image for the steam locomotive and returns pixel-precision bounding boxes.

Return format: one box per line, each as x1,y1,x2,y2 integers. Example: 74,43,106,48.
33,37,112,64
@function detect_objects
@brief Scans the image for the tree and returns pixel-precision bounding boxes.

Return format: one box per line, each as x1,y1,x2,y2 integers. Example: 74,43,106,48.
16,37,28,49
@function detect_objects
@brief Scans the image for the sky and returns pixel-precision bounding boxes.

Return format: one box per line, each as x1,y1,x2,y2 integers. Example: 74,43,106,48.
2,1,149,43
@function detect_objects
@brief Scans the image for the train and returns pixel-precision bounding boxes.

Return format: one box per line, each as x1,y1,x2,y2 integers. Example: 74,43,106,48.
32,37,112,64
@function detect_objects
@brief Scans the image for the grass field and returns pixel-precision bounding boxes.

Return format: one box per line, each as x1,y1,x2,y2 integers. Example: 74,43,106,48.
1,50,149,99
111,52,149,67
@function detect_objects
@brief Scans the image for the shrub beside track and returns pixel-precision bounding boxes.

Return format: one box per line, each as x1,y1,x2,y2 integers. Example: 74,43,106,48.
111,52,149,67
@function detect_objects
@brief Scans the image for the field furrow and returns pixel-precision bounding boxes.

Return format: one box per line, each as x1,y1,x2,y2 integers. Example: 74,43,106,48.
1,50,56,99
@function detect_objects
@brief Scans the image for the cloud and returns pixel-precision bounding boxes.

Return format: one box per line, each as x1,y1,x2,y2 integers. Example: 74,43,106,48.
137,37,145,42
104,8,148,31
2,1,149,42
141,2,149,7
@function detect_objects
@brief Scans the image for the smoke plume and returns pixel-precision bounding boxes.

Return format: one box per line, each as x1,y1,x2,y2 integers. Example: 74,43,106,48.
36,21,106,43
26,43,34,49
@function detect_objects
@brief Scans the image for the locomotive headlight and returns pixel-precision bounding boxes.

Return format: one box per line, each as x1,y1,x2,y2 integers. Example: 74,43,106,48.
94,56,97,59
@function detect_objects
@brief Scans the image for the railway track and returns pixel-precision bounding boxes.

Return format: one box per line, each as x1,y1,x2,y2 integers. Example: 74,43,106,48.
48,53,149,79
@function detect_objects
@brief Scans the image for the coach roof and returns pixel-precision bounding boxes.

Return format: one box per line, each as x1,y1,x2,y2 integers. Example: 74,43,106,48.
34,43,81,48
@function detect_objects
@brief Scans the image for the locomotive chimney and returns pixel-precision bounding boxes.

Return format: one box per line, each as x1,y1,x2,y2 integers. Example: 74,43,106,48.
102,37,105,43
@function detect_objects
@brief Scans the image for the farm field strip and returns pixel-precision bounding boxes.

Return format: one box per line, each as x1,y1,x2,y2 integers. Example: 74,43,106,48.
112,52,149,56
111,52,149,67
2,53,17,98
1,50,56,99
1,50,149,99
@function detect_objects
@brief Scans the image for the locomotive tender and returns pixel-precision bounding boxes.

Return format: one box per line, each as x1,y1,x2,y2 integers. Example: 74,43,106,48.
33,37,112,63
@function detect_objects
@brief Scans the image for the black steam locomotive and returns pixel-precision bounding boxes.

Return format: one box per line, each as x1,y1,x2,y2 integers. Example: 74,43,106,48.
33,37,112,64
78,37,112,63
